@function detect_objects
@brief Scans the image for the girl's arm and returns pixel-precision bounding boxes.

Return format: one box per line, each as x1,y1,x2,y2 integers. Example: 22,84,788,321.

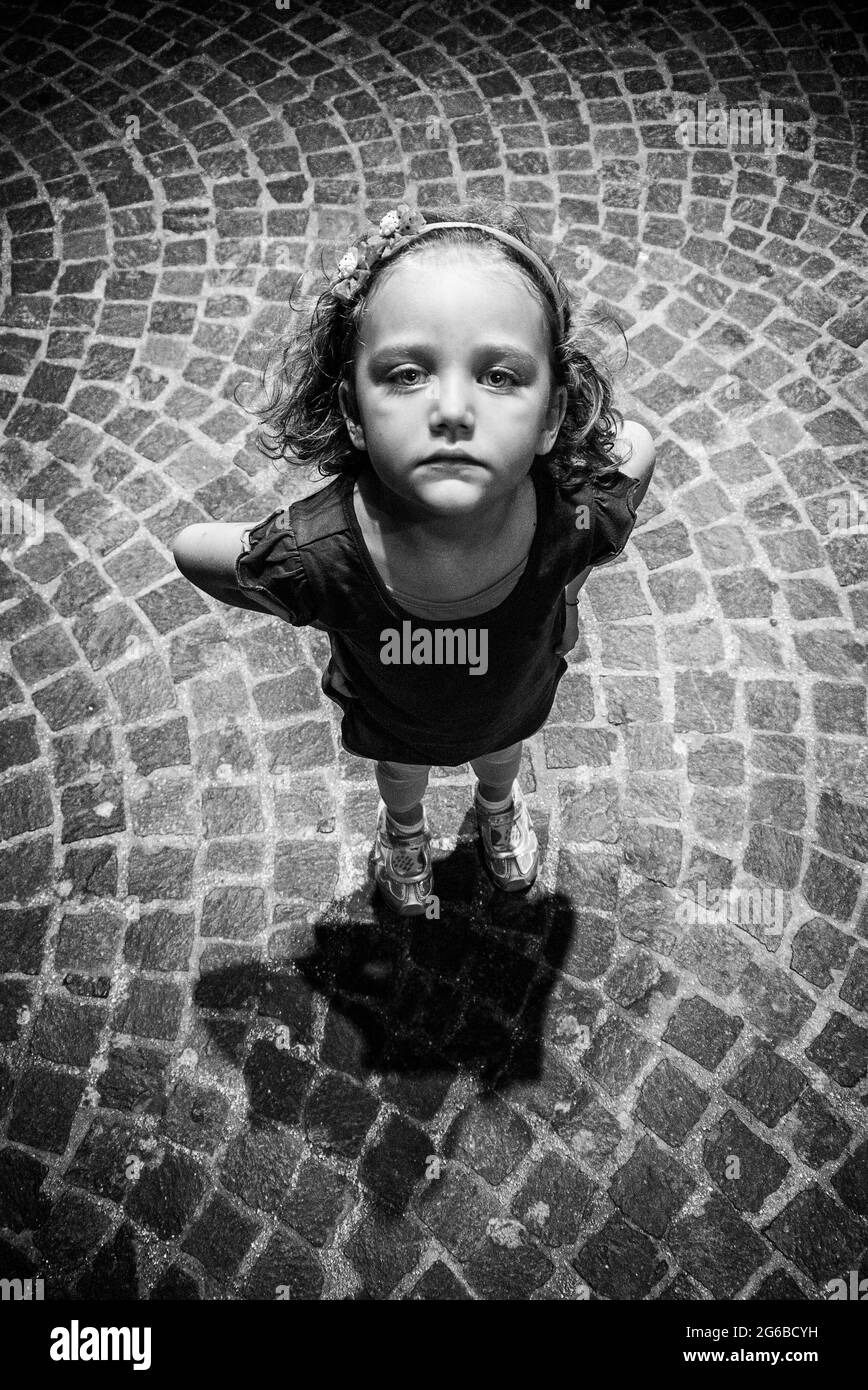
562,421,656,607
611,419,656,507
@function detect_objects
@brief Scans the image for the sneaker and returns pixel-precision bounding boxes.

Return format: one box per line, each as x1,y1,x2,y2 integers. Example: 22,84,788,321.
474,780,539,892
373,802,434,916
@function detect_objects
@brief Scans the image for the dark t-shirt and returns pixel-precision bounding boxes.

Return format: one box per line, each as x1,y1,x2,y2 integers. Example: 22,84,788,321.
235,458,643,764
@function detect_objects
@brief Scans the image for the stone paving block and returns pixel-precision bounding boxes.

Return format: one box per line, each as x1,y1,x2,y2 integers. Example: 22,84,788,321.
124,1146,209,1239
31,1188,113,1272
672,921,751,997
123,908,196,971
243,1040,315,1126
0,714,40,773
343,1207,428,1299
126,717,191,776
65,1114,149,1204
581,1011,655,1096
32,994,105,1068
803,844,861,917
128,845,196,900
465,1223,555,1300
443,1094,533,1185
750,1269,813,1300
378,1066,454,1123
130,775,198,837
181,1190,261,1284
635,1058,710,1146
763,1186,867,1287
610,1135,695,1236
839,946,868,1012
605,946,662,1008
790,917,854,988
414,1161,502,1260
410,1261,473,1299
201,885,267,940
150,1267,204,1295
0,979,34,1044
114,976,186,1041
668,1193,771,1297
0,768,53,839
97,1043,170,1116
7,1066,86,1153
0,905,50,973
656,1271,711,1301
241,1229,324,1301
60,772,126,843
162,1078,230,1154
550,1085,625,1166
723,1042,808,1127
617,880,683,955
51,726,114,786
0,1146,51,1232
805,1012,868,1087
358,1113,432,1215
303,1071,380,1158
281,1158,356,1247
663,994,742,1070
736,962,815,1043
703,1110,790,1213
573,1212,667,1299
273,840,340,901
510,1151,597,1246
830,1139,868,1222
108,656,177,724
790,1090,852,1169
63,844,118,898
0,836,53,902
76,1222,143,1300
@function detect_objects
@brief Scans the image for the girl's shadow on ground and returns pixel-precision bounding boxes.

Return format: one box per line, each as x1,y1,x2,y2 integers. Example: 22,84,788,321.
195,829,576,1101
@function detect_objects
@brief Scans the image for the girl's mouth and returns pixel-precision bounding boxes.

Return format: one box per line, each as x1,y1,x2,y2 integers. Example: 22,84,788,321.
422,453,482,465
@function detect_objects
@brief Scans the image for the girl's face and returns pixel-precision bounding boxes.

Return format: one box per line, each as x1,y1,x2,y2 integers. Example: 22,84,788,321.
339,248,567,519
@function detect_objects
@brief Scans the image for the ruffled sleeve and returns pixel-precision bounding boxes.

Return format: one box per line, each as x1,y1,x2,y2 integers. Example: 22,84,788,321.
234,506,318,626
587,469,644,568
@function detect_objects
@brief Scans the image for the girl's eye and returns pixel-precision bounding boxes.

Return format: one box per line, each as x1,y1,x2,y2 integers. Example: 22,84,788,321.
484,369,516,388
385,367,518,389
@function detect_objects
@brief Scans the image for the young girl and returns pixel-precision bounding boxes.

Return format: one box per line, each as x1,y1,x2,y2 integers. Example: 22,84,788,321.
172,201,655,917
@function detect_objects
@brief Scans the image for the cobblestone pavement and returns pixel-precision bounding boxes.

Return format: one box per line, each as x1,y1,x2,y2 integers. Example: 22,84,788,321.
1,0,867,1302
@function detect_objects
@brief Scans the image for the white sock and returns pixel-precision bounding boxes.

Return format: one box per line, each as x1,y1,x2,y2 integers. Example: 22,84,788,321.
386,810,424,835
476,785,515,813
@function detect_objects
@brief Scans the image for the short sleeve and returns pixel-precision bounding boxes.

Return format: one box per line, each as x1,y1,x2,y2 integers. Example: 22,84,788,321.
235,506,318,626
587,469,644,569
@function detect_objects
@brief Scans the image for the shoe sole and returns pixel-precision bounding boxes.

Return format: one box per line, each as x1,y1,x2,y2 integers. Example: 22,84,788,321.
375,886,432,916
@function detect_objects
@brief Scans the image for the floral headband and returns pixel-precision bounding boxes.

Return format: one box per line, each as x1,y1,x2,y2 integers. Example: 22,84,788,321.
328,202,566,336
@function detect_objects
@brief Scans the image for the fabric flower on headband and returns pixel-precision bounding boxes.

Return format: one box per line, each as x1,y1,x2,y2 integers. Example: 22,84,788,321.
329,202,427,303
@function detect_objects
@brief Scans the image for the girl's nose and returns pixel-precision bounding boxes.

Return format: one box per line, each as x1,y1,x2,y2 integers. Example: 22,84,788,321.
427,373,474,432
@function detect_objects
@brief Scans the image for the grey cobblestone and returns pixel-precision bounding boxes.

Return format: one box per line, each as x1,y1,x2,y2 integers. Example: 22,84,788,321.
0,0,866,1302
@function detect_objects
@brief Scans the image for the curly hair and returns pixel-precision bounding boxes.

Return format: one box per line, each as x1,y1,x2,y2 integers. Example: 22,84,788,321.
251,198,625,499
